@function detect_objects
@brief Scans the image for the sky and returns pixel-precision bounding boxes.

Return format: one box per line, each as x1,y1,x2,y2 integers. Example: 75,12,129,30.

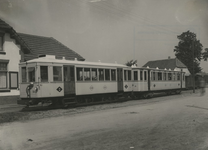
0,0,208,72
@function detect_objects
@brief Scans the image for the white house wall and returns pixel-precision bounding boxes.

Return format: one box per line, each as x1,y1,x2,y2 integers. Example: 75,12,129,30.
0,33,21,96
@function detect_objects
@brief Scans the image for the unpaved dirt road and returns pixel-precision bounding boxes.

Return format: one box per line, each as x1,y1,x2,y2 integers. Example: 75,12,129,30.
0,91,208,150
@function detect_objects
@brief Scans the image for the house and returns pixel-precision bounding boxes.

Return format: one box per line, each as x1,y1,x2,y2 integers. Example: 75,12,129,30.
142,57,190,75
0,18,84,98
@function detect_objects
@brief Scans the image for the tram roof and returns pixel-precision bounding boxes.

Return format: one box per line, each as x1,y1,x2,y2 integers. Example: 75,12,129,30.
131,66,183,72
19,55,129,68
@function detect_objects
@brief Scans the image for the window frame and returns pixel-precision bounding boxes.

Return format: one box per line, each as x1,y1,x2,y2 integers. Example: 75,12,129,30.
111,69,116,81
9,72,18,89
53,66,62,82
0,61,8,89
0,33,5,53
133,71,138,81
40,66,49,82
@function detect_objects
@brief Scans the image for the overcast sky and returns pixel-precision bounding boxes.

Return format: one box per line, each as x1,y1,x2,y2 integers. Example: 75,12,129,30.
0,0,208,72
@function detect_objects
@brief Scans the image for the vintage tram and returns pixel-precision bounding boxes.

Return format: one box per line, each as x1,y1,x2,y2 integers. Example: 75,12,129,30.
17,55,186,107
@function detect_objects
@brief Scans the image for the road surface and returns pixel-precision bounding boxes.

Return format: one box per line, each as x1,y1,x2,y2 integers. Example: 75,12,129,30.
0,90,208,150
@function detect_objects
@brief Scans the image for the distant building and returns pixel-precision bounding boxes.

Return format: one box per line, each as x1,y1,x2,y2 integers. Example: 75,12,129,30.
0,18,84,96
143,57,190,75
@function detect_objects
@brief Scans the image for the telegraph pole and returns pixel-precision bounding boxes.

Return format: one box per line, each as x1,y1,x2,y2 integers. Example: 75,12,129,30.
192,41,195,93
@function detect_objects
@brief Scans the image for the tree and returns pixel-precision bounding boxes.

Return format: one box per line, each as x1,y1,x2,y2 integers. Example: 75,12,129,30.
203,48,208,61
125,60,137,67
174,31,203,75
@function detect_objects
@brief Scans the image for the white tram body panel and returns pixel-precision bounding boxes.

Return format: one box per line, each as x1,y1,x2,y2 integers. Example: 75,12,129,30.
20,82,64,98
76,82,117,95
133,81,148,92
19,55,130,100
150,81,181,90
131,67,185,92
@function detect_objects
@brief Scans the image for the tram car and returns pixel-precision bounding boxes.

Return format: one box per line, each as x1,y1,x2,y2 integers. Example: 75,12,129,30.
131,67,186,98
17,55,186,107
17,55,133,106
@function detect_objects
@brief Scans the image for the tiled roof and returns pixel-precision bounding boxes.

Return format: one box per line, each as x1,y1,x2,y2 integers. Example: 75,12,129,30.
143,58,187,70
17,33,85,61
0,19,12,30
0,18,84,61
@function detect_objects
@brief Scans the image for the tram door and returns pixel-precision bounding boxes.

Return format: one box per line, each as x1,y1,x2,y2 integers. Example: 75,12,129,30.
63,65,75,95
117,68,123,92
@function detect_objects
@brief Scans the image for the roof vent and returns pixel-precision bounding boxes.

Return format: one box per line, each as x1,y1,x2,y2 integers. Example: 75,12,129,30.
156,67,159,69
63,57,65,60
164,68,167,70
147,66,149,68
168,56,171,59
98,60,101,63
74,58,77,61
38,55,56,59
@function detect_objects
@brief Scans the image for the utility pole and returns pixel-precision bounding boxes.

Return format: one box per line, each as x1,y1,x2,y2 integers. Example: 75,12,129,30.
192,41,195,93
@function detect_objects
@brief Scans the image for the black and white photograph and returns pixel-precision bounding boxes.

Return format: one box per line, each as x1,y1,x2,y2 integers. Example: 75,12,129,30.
0,0,208,149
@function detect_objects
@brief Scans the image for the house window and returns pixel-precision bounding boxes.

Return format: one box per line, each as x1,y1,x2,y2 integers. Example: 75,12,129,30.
0,62,7,88
9,72,18,89
0,33,4,51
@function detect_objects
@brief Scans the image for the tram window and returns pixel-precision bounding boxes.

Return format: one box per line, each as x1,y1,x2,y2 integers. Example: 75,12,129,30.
134,71,138,81
92,68,97,81
21,67,27,82
28,67,35,82
172,73,176,80
168,73,172,80
53,66,62,81
40,66,48,82
124,70,127,81
144,71,147,81
152,72,156,81
76,68,83,81
163,72,167,80
98,69,104,81
105,69,110,81
140,71,143,81
177,73,180,80
128,70,131,81
84,68,91,81
158,72,162,80
111,69,116,81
